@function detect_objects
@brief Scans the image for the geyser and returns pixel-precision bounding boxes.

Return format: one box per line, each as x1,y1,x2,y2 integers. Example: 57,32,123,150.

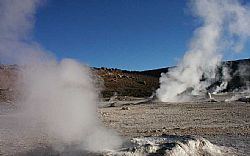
157,0,250,102
0,0,121,153
20,59,122,151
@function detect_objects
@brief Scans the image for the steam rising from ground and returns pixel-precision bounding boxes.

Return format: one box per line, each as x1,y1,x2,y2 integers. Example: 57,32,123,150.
0,0,121,153
157,0,250,102
19,60,121,151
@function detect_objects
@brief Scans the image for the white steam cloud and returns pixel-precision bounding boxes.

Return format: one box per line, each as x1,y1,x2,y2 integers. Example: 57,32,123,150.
0,0,121,153
157,0,250,102
0,0,49,64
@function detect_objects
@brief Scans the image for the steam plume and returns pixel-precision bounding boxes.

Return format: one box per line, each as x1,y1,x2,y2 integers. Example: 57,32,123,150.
157,0,250,102
0,0,121,153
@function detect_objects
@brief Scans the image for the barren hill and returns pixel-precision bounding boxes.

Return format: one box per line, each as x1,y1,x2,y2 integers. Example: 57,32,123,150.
0,58,249,100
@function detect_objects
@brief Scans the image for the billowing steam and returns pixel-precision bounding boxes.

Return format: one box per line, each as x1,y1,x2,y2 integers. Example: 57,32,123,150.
0,0,121,153
212,67,231,94
157,0,250,102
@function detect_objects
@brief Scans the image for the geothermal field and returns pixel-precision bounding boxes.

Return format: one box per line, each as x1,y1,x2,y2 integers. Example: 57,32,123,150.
0,74,250,155
0,0,250,156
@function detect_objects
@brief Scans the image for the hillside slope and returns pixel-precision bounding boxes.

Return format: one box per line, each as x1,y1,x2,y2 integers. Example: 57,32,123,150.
0,58,249,99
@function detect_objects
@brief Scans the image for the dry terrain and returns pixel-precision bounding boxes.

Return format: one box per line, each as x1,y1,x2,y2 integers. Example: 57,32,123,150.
0,60,250,155
0,94,250,155
99,95,250,155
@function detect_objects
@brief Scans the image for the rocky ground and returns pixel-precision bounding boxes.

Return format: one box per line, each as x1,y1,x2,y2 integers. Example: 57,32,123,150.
0,93,249,155
98,94,250,155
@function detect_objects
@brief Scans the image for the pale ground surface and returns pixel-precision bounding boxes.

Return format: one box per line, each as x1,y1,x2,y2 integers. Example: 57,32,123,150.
0,93,249,155
99,94,250,155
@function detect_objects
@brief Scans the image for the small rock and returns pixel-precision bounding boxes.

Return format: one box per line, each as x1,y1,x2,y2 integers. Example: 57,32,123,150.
121,106,130,110
144,130,149,133
151,130,157,133
101,112,109,117
237,96,250,103
109,103,116,107
208,98,218,102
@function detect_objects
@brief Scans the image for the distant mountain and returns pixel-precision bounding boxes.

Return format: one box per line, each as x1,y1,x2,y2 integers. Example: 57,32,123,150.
0,58,249,100
222,58,250,91
95,58,250,97
93,67,158,98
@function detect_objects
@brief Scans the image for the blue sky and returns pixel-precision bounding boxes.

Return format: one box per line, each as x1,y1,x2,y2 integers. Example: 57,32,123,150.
34,0,250,71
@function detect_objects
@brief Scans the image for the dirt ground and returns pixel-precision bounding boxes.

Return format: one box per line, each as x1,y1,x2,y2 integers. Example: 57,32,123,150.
0,93,249,155
99,97,250,155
